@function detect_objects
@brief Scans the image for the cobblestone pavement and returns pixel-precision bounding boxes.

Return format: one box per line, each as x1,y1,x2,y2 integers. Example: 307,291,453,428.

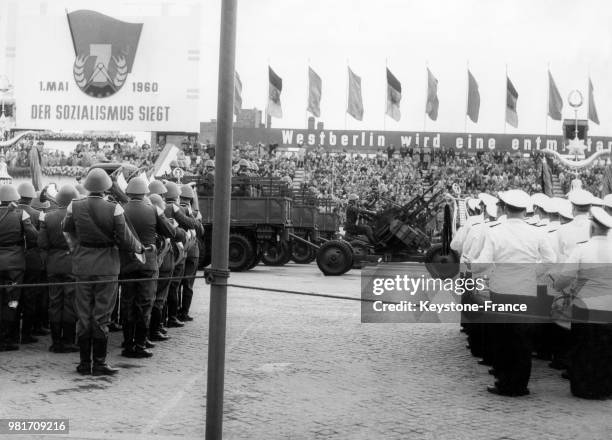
1,263,612,440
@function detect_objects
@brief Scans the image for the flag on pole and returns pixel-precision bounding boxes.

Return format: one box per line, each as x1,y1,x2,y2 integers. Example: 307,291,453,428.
347,67,364,121
425,68,439,121
307,67,322,117
505,76,519,128
267,66,283,118
548,70,563,121
385,68,401,121
589,77,600,125
602,164,612,196
467,70,480,123
541,157,554,197
234,71,242,117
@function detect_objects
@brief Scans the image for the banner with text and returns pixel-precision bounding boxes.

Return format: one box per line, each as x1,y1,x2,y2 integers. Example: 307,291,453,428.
15,9,200,131
230,127,612,156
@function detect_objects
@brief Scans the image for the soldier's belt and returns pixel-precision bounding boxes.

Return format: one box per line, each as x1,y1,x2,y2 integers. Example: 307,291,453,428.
80,241,115,249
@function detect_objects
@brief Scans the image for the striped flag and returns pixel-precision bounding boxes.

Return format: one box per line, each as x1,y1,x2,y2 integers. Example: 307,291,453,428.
234,71,242,117
505,76,519,128
602,164,612,196
548,71,563,121
347,67,364,121
385,68,401,121
467,70,480,123
267,66,283,119
152,144,179,177
425,68,439,121
589,77,600,125
307,67,322,117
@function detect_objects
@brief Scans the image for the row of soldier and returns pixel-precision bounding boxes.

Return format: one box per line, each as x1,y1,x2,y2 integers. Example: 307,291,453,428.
0,169,204,376
452,188,612,399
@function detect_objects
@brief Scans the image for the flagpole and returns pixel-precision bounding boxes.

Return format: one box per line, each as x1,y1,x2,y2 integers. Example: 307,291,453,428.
464,60,469,133
306,58,310,130
384,58,388,131
546,62,549,137
423,61,428,132
503,64,507,135
345,59,349,130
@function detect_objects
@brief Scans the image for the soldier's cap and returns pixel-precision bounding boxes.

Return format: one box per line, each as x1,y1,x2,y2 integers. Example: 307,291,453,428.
164,181,180,199
541,198,558,214
478,192,495,205
148,180,167,195
466,198,481,211
348,193,359,201
56,185,79,207
149,193,165,209
17,182,36,199
555,198,574,220
238,158,249,167
568,189,593,206
530,193,549,209
603,194,612,209
0,184,20,202
83,168,112,192
180,184,195,199
126,177,148,195
498,189,531,210
485,202,498,219
590,206,612,229
204,159,215,168
591,196,603,207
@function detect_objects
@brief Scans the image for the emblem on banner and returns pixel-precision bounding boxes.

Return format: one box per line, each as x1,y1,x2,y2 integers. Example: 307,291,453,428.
67,10,143,98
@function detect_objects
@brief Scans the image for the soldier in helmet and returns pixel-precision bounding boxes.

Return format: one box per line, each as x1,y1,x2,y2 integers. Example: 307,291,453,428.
119,177,175,358
200,160,215,196
344,194,376,244
177,185,204,322
0,184,38,352
16,182,47,344
62,168,144,376
38,184,80,353
163,181,200,328
232,159,252,196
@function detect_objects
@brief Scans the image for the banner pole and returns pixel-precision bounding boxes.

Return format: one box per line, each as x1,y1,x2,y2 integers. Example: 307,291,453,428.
503,64,507,135
464,60,469,132
423,61,428,132
205,0,237,438
546,62,549,136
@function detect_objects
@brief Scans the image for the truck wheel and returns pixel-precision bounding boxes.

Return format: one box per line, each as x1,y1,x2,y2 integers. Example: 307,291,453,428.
424,244,460,279
261,241,290,266
247,247,263,270
316,240,353,276
291,241,315,264
228,233,255,272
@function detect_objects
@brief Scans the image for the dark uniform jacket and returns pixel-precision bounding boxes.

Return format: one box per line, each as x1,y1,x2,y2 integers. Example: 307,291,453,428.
18,203,43,268
344,205,360,232
0,204,38,271
62,196,142,276
164,202,198,265
179,202,204,259
38,208,72,275
120,198,176,273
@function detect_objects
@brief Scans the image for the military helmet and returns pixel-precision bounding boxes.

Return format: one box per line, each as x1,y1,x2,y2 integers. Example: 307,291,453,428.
148,180,167,195
180,184,195,199
238,159,249,167
56,184,79,207
17,182,36,199
165,181,180,199
204,159,215,168
126,177,148,195
348,193,359,201
83,168,112,192
149,193,165,210
0,184,20,202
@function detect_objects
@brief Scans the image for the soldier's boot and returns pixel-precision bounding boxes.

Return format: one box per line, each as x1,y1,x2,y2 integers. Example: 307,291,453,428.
178,294,194,322
149,309,169,342
0,323,19,352
131,325,153,359
76,337,92,375
92,337,118,376
49,322,63,353
60,322,79,353
121,323,136,356
20,318,39,344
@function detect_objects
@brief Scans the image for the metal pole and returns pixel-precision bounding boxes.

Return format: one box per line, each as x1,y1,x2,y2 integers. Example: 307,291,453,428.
206,0,237,439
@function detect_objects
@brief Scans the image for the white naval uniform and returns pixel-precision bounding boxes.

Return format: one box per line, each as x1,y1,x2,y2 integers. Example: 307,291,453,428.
450,214,483,257
555,213,591,262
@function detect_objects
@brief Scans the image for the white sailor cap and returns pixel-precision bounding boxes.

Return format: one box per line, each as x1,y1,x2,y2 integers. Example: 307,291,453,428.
556,198,574,220
530,193,549,209
541,198,558,214
591,206,612,229
466,198,481,211
499,189,531,209
591,196,603,207
568,189,594,206
478,192,496,205
485,202,498,218
603,194,612,209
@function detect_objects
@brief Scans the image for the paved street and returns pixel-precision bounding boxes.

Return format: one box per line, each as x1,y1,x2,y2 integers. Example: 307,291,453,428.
1,263,612,440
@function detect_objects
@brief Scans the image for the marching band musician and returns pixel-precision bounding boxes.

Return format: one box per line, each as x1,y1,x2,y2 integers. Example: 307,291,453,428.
474,189,556,396
0,185,38,352
119,177,176,359
553,207,612,399
62,168,144,376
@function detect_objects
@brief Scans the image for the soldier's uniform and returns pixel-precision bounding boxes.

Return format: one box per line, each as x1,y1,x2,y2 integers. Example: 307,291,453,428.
475,189,556,396
553,207,612,399
38,185,80,353
16,182,45,344
0,185,38,352
119,178,175,358
164,182,200,328
63,169,143,376
555,190,593,262
178,185,204,322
